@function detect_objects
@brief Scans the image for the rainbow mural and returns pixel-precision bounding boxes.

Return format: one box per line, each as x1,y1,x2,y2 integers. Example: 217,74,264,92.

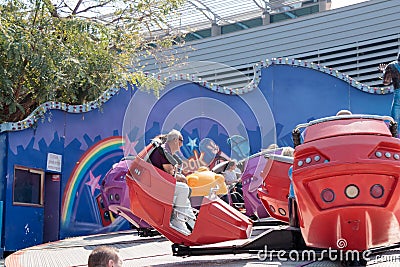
61,136,124,226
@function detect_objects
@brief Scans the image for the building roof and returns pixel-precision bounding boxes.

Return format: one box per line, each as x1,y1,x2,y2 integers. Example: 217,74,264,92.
164,0,323,33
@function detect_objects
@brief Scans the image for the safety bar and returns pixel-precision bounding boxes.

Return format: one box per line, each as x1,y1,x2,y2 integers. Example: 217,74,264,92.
293,114,395,133
264,154,294,164
292,114,398,147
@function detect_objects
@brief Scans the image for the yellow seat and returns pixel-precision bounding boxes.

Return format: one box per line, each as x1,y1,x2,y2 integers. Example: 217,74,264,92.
187,168,228,196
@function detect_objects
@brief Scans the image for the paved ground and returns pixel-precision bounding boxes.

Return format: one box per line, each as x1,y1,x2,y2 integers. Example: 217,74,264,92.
4,229,400,267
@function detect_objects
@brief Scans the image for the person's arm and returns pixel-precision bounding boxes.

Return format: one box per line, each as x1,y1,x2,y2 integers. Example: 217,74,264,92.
378,63,387,72
175,173,188,183
234,167,242,181
163,163,187,183
162,163,175,175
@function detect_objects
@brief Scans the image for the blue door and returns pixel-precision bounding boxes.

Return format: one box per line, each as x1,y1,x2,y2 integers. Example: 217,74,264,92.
43,173,61,243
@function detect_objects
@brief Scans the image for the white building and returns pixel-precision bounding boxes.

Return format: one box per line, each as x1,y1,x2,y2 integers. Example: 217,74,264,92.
143,0,399,90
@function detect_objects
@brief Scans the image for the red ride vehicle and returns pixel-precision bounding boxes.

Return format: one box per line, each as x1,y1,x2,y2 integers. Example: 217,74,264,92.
291,114,400,252
257,153,292,223
125,140,252,246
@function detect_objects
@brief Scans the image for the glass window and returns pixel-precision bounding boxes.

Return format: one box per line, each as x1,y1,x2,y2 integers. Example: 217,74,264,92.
221,23,243,35
270,5,319,23
13,166,44,206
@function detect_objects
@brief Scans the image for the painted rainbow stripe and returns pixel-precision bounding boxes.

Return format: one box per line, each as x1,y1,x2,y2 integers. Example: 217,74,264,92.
61,136,124,226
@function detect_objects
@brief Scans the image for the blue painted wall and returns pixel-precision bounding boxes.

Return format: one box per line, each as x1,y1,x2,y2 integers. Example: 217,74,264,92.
260,64,391,145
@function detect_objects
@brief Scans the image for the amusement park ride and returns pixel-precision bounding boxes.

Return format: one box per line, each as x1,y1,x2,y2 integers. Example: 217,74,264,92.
101,114,400,266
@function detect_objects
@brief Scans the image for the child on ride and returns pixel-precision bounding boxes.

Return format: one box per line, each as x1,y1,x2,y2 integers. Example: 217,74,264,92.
222,160,244,206
223,160,242,185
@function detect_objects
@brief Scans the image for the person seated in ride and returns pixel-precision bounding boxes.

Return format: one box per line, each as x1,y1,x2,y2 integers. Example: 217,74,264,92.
221,160,244,205
287,165,298,227
148,131,186,182
262,143,281,154
148,129,196,235
223,160,242,186
282,146,299,227
282,146,294,157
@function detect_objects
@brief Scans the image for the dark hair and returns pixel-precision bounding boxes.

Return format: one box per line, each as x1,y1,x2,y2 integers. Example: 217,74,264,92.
88,246,120,267
151,134,167,146
226,160,237,169
152,130,182,144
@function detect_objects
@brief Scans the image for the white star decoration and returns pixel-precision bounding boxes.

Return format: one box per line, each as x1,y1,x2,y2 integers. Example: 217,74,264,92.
186,137,198,151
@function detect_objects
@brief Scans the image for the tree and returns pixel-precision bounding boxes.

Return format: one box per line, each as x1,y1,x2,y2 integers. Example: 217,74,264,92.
0,0,185,123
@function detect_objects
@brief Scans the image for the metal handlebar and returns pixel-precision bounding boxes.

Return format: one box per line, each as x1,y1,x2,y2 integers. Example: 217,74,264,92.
264,154,294,164
208,185,220,199
293,114,395,133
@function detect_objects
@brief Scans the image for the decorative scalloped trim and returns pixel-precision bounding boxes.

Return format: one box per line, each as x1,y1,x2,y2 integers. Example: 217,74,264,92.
0,87,121,132
0,58,392,133
262,58,392,95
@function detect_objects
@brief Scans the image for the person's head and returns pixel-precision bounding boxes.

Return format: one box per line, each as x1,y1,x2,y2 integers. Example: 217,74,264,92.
226,160,237,170
336,109,352,116
88,246,123,267
165,129,183,153
267,143,279,150
282,147,294,157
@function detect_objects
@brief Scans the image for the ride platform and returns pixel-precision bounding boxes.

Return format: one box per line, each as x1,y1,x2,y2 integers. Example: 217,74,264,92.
4,222,400,267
